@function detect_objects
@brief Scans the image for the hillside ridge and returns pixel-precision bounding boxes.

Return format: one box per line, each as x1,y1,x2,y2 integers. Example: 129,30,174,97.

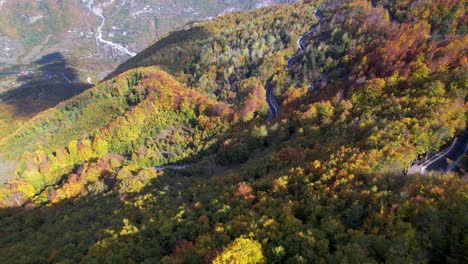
0,0,466,262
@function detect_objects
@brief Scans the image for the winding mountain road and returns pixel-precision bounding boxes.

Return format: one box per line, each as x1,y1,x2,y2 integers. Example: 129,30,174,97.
267,7,323,120
266,81,280,120
298,9,323,51
288,8,323,69
266,5,468,175
408,135,468,175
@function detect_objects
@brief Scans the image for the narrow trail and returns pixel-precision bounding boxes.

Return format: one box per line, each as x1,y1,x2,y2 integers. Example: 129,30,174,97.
86,0,136,57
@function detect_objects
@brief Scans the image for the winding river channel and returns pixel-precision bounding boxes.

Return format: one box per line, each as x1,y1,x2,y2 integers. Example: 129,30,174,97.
85,0,136,57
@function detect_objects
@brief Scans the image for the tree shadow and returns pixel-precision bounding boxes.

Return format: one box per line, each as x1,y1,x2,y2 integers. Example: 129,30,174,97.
0,191,127,263
0,52,91,118
106,25,213,81
0,107,464,262
0,107,276,262
0,164,230,263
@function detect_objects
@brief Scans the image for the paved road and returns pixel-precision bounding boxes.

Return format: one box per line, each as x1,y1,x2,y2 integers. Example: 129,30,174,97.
288,8,323,69
298,9,323,51
266,81,279,120
155,164,188,172
425,135,468,173
408,134,468,175
446,141,468,172
268,7,323,121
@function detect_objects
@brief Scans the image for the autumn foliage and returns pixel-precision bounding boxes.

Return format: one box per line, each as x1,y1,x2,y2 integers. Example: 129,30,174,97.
0,0,466,263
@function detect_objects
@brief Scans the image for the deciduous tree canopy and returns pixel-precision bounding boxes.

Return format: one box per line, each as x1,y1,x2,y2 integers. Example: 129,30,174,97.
0,0,466,263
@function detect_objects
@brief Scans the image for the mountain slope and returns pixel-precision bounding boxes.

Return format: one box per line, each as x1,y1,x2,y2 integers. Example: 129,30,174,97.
0,0,288,147
0,0,466,263
0,66,235,197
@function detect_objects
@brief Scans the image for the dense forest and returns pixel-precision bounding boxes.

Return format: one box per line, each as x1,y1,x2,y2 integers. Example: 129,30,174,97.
0,0,466,263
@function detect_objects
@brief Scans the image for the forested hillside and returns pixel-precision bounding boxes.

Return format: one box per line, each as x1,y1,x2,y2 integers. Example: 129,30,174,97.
0,0,287,151
0,0,466,263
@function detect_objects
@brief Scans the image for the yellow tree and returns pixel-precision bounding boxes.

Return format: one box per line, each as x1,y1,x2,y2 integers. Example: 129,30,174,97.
213,237,265,264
